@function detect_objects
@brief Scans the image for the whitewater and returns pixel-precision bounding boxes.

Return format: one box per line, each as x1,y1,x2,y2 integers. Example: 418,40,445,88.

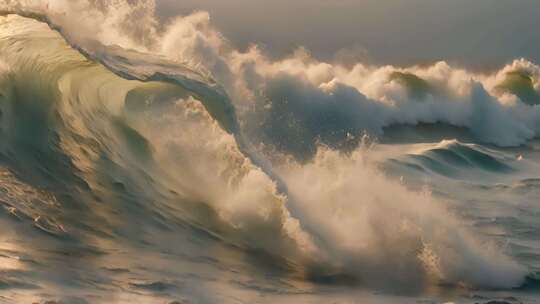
0,1,539,303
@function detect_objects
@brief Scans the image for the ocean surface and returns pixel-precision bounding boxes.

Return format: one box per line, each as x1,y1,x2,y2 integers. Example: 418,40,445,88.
1,4,540,304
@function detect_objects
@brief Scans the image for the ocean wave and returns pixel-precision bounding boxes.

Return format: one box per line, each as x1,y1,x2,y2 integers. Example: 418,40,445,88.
4,2,540,154
401,140,515,178
0,2,532,295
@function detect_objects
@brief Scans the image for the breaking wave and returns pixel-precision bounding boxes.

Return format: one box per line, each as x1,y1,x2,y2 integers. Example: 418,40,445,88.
0,1,536,299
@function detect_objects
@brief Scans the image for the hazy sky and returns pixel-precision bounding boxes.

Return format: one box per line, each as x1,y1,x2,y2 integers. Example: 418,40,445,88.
156,0,540,69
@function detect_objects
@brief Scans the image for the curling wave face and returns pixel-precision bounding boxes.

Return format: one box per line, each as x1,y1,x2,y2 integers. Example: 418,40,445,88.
0,1,539,303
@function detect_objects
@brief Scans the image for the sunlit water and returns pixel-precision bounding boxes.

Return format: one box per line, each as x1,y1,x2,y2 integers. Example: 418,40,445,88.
0,9,539,304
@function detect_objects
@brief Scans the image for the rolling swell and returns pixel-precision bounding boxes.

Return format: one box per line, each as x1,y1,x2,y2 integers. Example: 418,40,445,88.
388,140,516,178
418,140,514,175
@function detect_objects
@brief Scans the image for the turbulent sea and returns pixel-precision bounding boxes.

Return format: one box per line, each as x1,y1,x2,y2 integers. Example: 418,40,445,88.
1,2,540,304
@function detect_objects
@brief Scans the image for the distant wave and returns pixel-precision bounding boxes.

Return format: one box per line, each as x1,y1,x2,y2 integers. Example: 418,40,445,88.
387,140,516,178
